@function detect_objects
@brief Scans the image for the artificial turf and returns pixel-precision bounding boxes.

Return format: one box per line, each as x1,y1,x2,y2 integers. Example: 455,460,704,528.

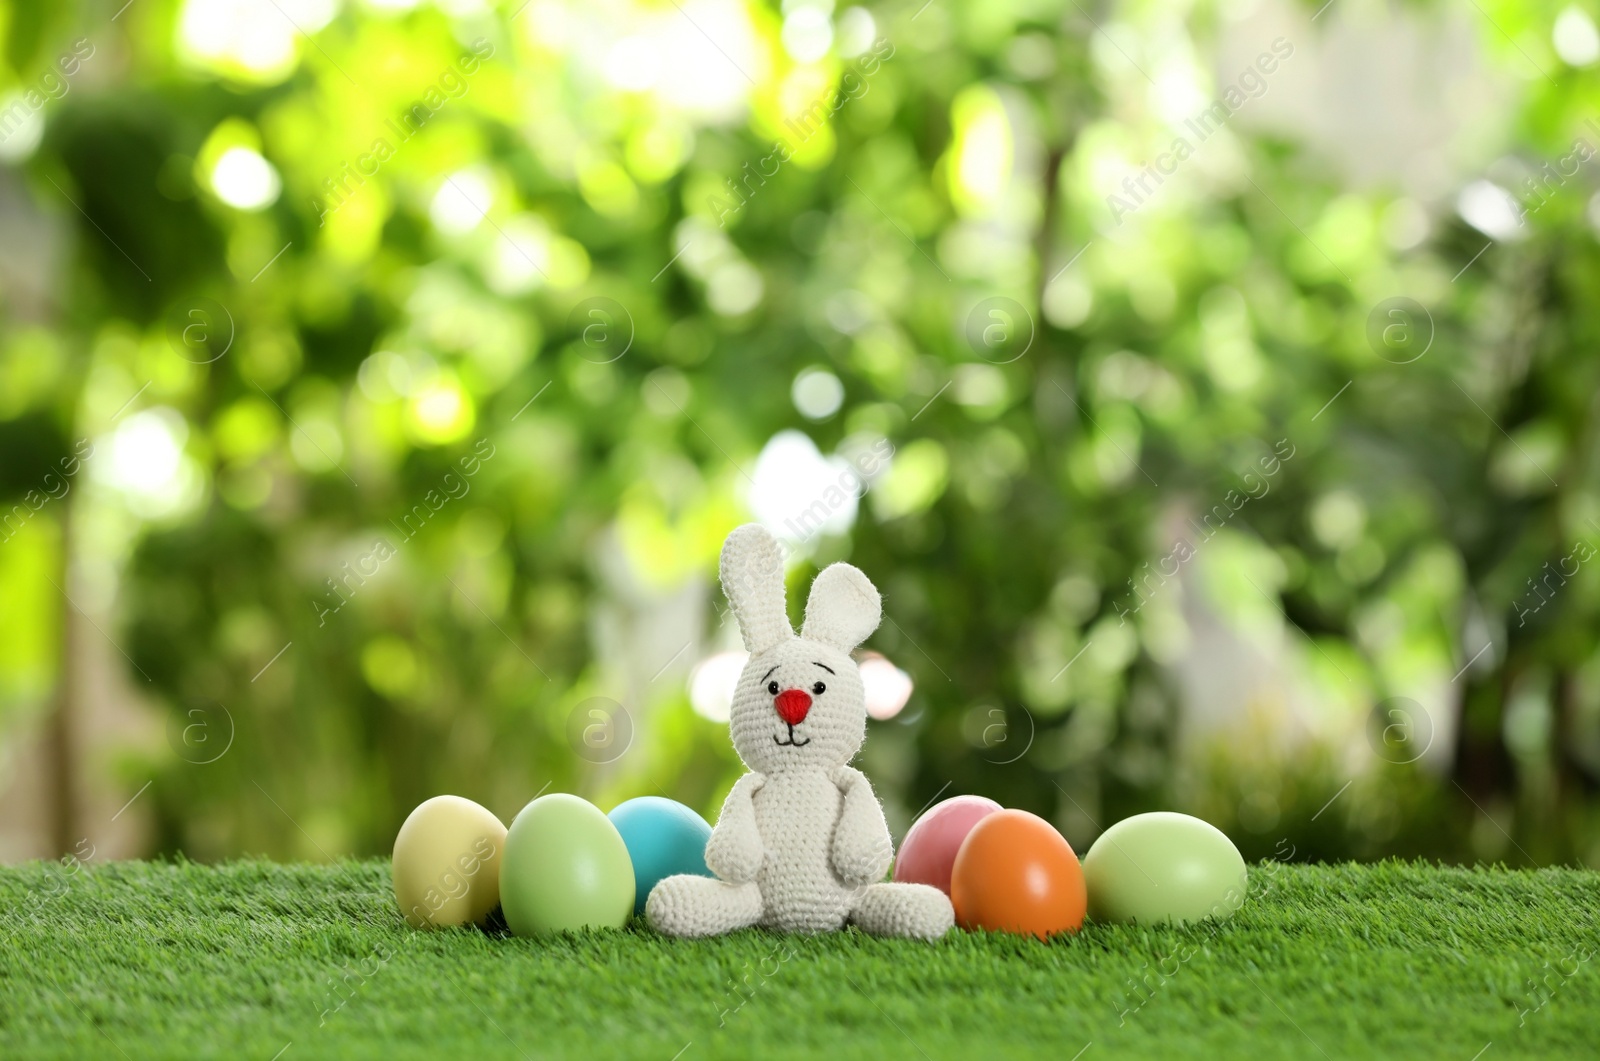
1,859,1596,1060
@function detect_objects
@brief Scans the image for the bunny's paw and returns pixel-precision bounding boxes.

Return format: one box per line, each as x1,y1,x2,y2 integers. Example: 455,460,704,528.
832,830,894,886
849,882,954,940
704,772,767,883
831,770,894,885
647,876,765,938
704,829,766,883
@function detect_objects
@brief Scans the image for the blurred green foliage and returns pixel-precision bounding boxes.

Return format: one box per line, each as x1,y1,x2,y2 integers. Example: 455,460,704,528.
2,0,1599,866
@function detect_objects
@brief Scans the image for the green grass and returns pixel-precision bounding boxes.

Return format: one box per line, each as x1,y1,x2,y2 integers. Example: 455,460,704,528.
2,859,1597,1059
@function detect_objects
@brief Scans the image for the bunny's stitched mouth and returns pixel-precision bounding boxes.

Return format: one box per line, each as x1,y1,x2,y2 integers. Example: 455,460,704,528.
773,722,811,747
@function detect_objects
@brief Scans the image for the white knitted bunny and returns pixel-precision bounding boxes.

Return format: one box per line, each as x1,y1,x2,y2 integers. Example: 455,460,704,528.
647,523,954,940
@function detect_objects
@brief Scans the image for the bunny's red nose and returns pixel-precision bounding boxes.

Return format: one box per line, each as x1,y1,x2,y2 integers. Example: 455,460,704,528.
774,688,812,726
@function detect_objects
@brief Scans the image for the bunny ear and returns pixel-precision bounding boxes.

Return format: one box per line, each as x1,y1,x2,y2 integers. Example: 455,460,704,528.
719,523,792,654
801,562,881,653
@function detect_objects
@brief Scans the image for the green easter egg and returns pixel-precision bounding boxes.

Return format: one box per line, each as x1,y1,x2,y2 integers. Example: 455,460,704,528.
500,793,635,936
1083,812,1248,926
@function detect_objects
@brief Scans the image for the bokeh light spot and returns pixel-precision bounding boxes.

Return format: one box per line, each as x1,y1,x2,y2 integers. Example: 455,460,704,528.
406,375,476,445
792,367,844,420
689,651,748,722
210,146,281,211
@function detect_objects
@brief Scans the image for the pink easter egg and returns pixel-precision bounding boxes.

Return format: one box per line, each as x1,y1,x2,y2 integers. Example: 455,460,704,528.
893,795,1004,896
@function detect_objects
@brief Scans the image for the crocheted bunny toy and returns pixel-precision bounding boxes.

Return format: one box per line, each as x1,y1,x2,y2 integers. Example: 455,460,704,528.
647,523,954,940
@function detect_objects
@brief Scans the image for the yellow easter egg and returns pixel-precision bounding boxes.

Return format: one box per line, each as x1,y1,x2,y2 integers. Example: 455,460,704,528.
392,795,507,929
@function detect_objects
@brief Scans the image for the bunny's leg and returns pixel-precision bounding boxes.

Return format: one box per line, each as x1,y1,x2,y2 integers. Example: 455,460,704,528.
849,882,954,941
647,875,765,938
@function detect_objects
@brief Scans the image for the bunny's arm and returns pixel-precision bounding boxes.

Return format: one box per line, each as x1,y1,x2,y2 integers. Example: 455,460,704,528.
704,772,767,883
830,766,894,886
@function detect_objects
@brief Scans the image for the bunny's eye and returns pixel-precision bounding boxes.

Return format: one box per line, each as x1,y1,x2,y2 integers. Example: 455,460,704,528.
812,681,826,696
767,681,780,695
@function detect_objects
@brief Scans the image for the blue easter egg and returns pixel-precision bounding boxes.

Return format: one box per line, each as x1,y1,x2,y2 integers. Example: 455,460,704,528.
607,796,714,917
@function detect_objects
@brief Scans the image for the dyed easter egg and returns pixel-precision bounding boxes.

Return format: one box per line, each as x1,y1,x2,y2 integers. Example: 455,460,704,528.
608,796,713,917
893,795,1003,896
950,809,1086,939
392,795,507,929
500,793,635,936
1082,811,1247,926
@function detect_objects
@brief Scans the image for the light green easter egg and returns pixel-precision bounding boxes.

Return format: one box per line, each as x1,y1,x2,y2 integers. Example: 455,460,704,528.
1083,812,1248,926
500,793,635,936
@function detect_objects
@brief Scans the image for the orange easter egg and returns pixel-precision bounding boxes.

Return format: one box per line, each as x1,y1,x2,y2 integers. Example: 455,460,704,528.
950,809,1086,939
